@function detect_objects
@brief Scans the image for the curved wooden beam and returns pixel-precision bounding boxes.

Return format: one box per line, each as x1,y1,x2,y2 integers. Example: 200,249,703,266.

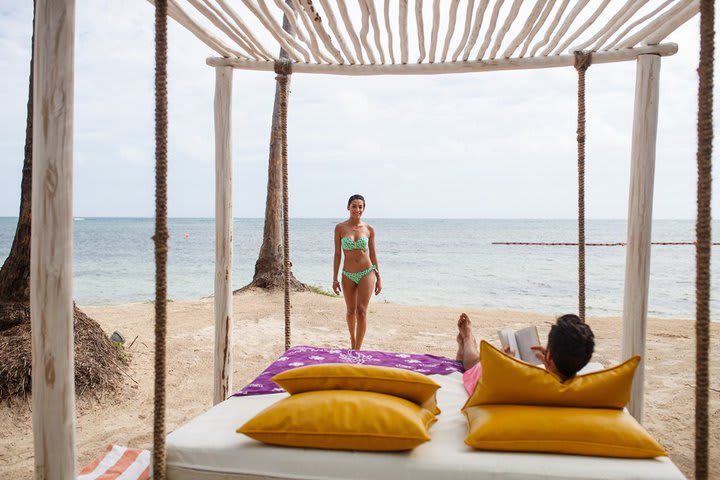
208,42,678,74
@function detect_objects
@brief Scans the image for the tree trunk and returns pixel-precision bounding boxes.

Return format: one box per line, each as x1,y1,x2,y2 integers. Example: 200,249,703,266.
242,1,306,292
0,3,122,399
0,3,34,308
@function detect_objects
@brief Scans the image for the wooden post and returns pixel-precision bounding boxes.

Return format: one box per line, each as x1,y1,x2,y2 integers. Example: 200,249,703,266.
213,66,233,405
31,0,77,478
622,54,661,423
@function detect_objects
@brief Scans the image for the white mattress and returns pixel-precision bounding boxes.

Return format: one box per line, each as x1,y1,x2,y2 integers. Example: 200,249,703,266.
166,372,685,480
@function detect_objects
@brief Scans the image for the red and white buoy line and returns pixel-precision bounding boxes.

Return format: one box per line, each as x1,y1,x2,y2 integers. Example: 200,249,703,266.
492,241,720,246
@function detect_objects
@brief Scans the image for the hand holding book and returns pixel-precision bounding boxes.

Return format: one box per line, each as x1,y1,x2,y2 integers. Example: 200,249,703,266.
497,326,543,365
530,344,547,366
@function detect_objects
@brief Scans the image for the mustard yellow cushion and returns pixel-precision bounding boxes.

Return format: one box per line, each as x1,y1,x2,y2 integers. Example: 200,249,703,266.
464,404,666,458
272,363,441,414
237,390,435,451
463,341,640,410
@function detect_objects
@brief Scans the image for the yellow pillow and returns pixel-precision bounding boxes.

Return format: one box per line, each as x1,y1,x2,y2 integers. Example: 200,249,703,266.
464,405,666,458
463,341,639,410
237,390,436,451
272,363,441,414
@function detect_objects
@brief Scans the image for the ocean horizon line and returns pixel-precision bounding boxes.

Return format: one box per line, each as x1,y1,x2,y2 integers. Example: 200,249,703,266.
0,216,704,221
1,217,714,318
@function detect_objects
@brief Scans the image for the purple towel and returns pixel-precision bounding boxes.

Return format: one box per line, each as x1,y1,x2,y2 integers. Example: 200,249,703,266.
233,345,463,397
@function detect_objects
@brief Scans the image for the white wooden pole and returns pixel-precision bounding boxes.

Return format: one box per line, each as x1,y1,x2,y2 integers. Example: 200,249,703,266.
429,0,441,62
147,0,241,58
415,0,426,62
451,0,476,61
461,0,491,61
489,0,522,59
400,0,409,64
256,0,311,62
364,0,386,64
318,0,357,64
299,0,346,64
531,0,574,57
622,54,661,423
573,0,647,53
358,0,377,64
291,0,333,64
519,0,556,57
186,0,255,59
643,0,699,46
31,0,77,478
503,0,549,59
215,0,275,59
476,0,504,60
603,0,673,51
553,0,611,55
440,0,460,62
383,0,396,64
213,66,234,405
337,0,365,63
240,0,303,62
618,0,696,50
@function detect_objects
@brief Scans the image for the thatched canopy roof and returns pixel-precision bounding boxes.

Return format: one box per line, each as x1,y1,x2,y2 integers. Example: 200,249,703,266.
149,0,699,74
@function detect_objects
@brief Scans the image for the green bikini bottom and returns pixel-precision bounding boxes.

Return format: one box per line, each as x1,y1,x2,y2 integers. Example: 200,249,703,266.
342,265,378,285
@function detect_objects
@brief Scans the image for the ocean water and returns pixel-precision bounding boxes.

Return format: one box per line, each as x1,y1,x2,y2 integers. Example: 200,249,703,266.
0,217,717,320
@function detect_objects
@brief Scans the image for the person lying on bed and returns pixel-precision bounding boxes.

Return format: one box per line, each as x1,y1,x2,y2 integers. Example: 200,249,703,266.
455,313,595,393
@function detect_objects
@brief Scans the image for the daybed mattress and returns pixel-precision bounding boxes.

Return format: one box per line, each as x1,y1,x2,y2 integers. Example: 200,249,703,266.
166,372,685,480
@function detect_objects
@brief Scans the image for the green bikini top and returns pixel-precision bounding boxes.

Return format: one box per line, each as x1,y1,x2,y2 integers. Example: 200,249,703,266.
341,236,369,251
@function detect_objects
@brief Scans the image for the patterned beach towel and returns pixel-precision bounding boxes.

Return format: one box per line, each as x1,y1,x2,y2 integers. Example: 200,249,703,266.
78,445,150,480
234,345,463,397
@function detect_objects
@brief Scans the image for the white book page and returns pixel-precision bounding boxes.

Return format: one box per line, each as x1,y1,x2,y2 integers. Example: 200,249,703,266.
498,328,520,360
514,326,542,365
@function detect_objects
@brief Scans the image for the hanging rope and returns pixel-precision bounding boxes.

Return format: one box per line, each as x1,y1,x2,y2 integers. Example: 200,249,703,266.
695,1,713,478
276,59,293,352
152,0,169,478
574,51,591,323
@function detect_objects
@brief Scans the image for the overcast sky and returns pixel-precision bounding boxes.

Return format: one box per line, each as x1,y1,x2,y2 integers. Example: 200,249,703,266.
0,2,716,219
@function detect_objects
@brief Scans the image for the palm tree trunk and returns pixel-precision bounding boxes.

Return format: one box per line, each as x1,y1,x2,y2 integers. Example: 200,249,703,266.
243,1,306,292
0,2,122,397
0,2,35,307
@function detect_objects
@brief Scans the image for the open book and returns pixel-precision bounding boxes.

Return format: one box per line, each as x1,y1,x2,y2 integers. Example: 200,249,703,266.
498,326,542,365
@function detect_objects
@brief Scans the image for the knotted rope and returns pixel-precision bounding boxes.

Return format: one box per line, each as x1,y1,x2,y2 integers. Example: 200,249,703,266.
152,0,169,478
695,1,713,478
276,59,293,351
574,51,591,323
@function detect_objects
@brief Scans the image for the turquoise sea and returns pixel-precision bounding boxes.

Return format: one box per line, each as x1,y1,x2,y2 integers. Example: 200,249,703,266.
0,217,716,320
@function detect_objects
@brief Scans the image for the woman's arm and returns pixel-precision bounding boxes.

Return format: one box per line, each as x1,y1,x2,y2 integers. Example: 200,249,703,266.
333,224,342,295
368,225,382,295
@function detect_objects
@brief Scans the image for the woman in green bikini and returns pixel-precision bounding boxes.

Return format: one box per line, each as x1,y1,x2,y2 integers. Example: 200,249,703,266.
333,194,382,350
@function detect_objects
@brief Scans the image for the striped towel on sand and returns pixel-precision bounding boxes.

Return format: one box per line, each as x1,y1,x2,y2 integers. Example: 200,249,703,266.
78,445,150,480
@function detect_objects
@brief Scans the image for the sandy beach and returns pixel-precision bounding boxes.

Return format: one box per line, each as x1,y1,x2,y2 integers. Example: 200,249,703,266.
1,290,717,479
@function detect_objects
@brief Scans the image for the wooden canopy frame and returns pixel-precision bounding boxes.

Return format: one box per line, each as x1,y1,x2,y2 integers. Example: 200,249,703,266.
29,1,711,479
148,0,699,74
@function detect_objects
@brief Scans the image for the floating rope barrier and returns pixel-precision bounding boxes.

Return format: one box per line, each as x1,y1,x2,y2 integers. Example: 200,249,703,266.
492,242,720,246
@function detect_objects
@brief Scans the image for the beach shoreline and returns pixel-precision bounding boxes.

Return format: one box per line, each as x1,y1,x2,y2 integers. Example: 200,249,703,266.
1,290,718,479
4,217,714,320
